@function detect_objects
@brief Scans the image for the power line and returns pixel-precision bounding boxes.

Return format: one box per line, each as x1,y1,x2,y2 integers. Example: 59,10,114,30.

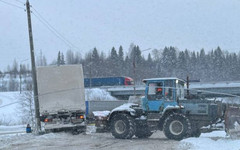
32,12,73,49
14,0,24,5
31,6,81,50
0,0,24,10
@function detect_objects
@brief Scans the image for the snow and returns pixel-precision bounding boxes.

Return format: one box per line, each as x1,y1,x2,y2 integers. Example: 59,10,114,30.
1,126,240,150
93,111,110,117
0,125,25,134
111,103,137,113
1,90,240,149
0,88,115,125
190,81,240,89
85,88,117,101
0,92,22,125
180,131,240,150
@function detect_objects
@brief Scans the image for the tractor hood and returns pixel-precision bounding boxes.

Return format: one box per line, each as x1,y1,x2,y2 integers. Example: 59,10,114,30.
111,103,138,114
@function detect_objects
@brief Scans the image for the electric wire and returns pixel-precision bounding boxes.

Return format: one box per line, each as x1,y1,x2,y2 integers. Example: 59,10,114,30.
31,6,81,50
0,85,239,109
15,0,24,5
0,0,25,10
32,12,73,49
0,101,21,109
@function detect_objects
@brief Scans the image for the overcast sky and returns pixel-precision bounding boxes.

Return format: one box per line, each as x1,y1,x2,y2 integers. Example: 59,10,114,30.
1,0,240,70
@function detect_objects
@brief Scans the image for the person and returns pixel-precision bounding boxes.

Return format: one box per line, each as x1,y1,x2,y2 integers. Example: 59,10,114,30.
26,124,32,133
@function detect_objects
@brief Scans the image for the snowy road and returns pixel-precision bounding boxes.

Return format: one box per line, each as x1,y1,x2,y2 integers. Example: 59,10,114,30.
0,131,25,135
0,131,183,150
1,127,240,150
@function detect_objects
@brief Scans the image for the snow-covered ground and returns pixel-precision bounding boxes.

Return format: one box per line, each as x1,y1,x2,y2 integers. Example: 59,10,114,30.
1,91,240,149
0,92,22,125
0,126,239,150
0,89,116,125
180,131,240,150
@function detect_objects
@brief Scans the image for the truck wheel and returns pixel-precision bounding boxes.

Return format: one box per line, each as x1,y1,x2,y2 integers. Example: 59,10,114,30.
163,113,191,140
72,129,80,135
111,114,136,139
135,126,153,138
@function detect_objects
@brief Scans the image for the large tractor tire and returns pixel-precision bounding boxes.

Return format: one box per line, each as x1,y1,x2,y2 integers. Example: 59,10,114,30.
163,113,191,140
111,113,136,139
135,126,153,138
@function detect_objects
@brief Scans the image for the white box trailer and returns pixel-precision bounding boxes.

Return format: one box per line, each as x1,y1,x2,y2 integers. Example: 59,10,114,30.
37,65,86,134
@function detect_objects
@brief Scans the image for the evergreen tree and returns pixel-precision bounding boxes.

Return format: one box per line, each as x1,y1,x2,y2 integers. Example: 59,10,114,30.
176,51,187,79
61,53,65,65
161,47,177,77
37,50,47,66
91,47,100,77
57,51,61,66
13,59,18,77
118,46,124,76
66,50,74,64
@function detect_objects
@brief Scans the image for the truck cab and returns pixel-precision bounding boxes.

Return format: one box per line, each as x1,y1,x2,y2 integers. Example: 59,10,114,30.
142,78,185,112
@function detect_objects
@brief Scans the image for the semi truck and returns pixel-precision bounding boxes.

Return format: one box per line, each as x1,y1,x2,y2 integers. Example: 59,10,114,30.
37,65,86,134
84,76,133,87
94,77,240,140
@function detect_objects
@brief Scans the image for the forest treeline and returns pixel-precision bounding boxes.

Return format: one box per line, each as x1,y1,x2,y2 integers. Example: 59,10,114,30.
1,45,240,91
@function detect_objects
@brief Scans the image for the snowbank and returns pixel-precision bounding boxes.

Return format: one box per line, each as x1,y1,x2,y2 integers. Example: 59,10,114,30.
0,92,22,125
0,88,115,125
180,131,240,150
85,88,116,101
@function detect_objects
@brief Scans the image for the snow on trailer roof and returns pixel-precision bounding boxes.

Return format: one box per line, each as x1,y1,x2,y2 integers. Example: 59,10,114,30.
142,77,185,83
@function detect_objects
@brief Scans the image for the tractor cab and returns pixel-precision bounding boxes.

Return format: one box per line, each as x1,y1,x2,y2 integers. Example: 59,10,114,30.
142,78,185,112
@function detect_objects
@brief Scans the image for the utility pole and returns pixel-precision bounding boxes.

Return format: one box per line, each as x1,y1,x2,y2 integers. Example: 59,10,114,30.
132,46,151,96
133,46,136,96
26,0,41,133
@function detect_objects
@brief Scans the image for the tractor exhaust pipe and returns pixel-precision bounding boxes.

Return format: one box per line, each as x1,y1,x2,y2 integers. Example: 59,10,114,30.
187,76,190,99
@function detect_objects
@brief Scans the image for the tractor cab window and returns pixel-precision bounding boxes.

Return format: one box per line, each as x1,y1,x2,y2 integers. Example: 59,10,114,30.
176,80,185,100
164,80,174,100
147,82,163,100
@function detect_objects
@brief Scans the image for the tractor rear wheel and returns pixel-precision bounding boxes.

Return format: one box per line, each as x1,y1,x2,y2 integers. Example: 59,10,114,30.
111,114,136,139
163,113,191,140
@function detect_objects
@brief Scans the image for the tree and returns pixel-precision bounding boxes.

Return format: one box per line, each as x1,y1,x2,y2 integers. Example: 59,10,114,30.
61,52,65,65
57,51,61,66
19,91,35,126
74,52,82,64
213,47,225,81
108,47,118,76
177,51,187,79
37,50,47,66
91,47,100,77
66,50,74,64
8,75,19,91
161,47,177,77
117,46,125,75
0,71,6,91
12,59,18,78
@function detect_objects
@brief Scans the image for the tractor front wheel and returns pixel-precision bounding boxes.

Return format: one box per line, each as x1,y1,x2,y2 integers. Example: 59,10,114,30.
111,114,136,139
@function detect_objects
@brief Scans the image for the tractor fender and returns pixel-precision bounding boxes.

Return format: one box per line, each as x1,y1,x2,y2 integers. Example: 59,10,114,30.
108,103,138,122
162,105,183,116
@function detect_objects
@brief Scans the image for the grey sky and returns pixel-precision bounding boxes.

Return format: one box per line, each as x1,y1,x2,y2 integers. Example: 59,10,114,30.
1,0,240,70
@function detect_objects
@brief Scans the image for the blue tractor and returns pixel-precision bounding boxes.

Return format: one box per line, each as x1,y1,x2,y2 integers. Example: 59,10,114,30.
107,78,225,140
